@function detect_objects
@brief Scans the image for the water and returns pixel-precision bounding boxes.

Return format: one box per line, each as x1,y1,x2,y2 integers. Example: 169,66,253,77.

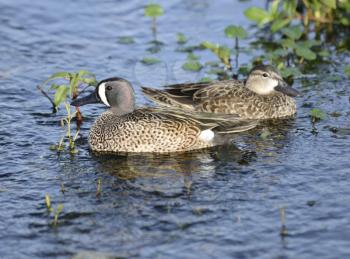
1,0,350,258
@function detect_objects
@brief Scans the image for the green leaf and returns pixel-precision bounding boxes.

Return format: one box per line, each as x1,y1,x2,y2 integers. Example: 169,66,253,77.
187,53,200,60
53,85,68,107
217,46,231,68
117,36,135,44
299,40,321,48
199,77,212,83
295,46,316,60
320,0,336,9
69,73,79,97
318,50,330,57
144,4,164,17
201,41,231,68
79,77,98,86
280,67,302,78
238,66,250,76
272,48,289,57
270,0,280,16
182,61,202,71
283,0,297,16
141,57,161,65
78,70,96,79
43,72,71,87
271,18,291,32
281,25,303,40
48,83,60,91
280,38,296,49
224,25,247,39
344,66,350,76
244,7,271,25
310,108,326,121
176,33,187,44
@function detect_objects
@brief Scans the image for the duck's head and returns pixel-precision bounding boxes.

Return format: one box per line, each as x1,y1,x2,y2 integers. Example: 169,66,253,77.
71,77,135,114
245,65,300,97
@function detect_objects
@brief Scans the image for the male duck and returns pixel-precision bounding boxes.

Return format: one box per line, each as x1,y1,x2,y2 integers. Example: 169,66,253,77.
142,65,300,120
71,77,257,153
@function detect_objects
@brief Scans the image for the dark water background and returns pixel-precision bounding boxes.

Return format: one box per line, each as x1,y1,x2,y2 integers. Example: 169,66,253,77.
1,0,350,258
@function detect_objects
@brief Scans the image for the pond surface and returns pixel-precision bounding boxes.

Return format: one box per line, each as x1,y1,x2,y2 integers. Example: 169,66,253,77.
1,0,350,258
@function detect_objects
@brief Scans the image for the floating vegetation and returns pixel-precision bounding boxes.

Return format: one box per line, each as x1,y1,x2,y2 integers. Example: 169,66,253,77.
310,108,327,122
141,57,161,65
182,60,202,72
176,32,187,45
117,36,135,44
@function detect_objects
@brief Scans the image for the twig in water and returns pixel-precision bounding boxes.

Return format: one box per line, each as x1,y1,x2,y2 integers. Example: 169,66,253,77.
37,85,56,112
280,207,288,237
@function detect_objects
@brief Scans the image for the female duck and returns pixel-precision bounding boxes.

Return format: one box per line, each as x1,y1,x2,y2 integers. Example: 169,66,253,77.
142,65,300,120
71,77,257,153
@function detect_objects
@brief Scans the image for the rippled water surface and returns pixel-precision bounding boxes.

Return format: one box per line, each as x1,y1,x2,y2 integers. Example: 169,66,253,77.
1,0,350,258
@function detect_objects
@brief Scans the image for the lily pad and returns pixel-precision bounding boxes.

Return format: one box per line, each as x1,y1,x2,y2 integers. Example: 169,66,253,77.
224,25,247,39
117,36,134,44
310,108,326,121
141,57,161,65
144,4,164,17
176,33,187,44
182,61,202,72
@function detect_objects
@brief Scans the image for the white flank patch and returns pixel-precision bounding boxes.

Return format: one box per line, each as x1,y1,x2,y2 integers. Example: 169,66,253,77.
199,129,215,142
98,83,111,107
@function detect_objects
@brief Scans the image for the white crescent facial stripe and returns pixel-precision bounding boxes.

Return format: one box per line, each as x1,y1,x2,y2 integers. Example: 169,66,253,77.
98,83,111,107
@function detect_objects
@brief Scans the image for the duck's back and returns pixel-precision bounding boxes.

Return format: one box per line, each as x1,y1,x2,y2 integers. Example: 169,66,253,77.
88,109,211,153
142,80,296,120
193,82,296,119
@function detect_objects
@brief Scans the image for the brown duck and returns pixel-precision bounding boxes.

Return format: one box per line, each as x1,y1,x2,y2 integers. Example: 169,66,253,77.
142,65,300,120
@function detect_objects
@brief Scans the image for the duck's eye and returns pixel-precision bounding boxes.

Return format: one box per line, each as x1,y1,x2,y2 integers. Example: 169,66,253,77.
262,73,268,78
106,85,112,91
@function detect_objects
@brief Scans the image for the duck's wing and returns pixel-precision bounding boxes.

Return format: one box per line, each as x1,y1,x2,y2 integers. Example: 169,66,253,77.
138,107,258,134
141,80,242,110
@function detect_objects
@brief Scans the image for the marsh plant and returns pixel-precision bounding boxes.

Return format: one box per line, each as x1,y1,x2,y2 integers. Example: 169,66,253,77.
45,193,63,227
39,70,97,152
144,3,164,42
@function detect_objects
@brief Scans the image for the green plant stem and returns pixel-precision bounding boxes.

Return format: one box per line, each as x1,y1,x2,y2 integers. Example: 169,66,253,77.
152,17,157,41
234,37,239,70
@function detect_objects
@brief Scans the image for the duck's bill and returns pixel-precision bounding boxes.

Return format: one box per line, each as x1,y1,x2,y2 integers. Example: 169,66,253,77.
71,92,100,107
274,82,300,97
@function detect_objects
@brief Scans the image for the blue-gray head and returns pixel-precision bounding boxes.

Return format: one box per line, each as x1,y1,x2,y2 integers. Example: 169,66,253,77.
245,65,300,97
71,77,135,115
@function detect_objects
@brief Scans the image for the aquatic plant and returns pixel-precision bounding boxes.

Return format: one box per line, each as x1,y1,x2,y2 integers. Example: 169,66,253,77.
45,193,63,227
144,3,164,41
279,207,288,237
39,70,97,113
96,178,102,197
310,108,327,122
224,25,247,69
55,102,80,153
40,70,97,152
176,32,187,45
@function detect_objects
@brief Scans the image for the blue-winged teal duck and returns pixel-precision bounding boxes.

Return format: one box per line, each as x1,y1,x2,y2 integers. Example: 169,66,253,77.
71,77,257,153
142,65,300,120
